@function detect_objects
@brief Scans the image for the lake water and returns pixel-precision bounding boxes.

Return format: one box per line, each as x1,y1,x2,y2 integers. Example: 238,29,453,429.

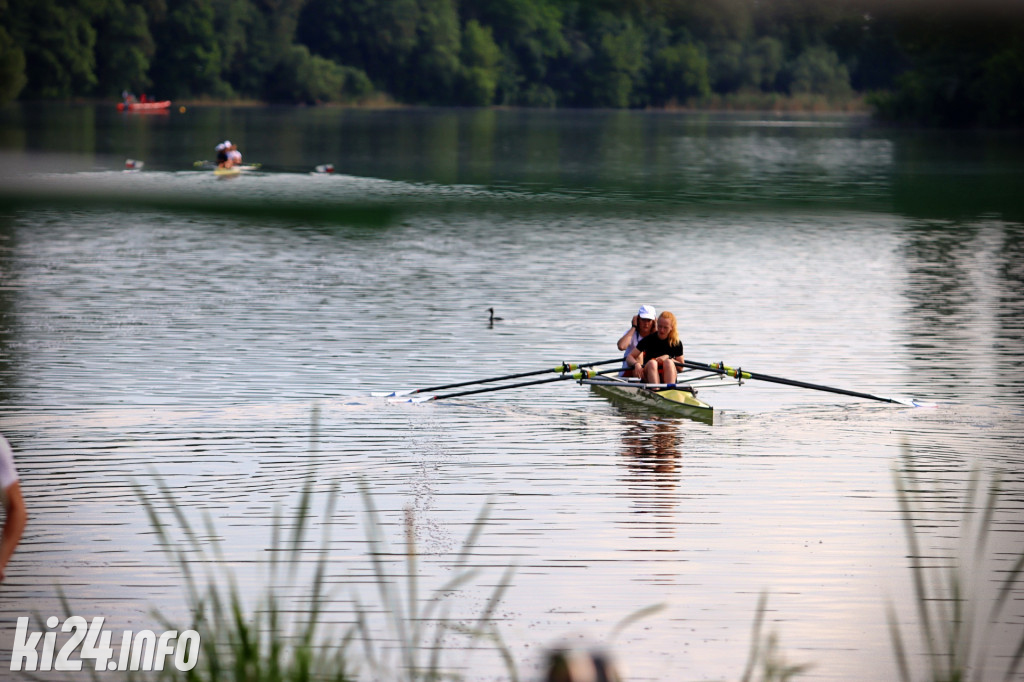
0,104,1022,681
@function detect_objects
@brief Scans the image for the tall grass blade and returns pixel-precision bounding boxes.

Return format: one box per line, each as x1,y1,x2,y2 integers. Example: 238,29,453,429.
739,592,768,682
609,603,668,643
890,447,1024,682
887,603,913,682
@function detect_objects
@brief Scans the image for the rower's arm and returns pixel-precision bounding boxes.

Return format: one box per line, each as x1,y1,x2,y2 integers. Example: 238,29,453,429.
626,347,646,370
616,327,636,351
0,482,27,582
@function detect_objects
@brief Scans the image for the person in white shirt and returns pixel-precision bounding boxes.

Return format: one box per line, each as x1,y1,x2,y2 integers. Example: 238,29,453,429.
617,304,657,377
0,434,27,582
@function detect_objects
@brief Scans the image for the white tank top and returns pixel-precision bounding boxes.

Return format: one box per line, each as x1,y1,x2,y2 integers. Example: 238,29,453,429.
0,435,18,490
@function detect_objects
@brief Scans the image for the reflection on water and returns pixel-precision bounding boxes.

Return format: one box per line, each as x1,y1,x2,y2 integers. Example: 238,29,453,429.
901,221,1024,404
617,416,683,539
0,109,1022,681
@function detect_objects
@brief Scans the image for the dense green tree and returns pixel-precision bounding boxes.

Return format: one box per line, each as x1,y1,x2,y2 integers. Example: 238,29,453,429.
0,0,1020,125
404,0,461,103
787,46,851,98
6,0,97,98
870,0,1024,126
975,45,1024,127
265,44,372,103
243,0,307,99
743,36,784,91
648,41,710,105
753,0,844,56
0,25,26,104
150,0,227,98
826,6,906,91
211,0,256,95
709,40,743,93
458,20,501,105
591,16,646,107
93,0,155,96
652,0,752,44
297,0,421,93
462,0,567,104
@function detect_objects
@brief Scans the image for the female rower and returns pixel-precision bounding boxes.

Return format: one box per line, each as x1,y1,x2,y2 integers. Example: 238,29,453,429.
617,304,656,376
626,311,683,385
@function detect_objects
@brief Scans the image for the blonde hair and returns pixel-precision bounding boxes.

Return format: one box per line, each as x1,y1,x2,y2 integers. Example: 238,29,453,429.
658,311,680,347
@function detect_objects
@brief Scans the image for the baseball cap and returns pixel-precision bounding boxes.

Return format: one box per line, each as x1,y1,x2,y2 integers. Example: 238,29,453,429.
637,305,656,320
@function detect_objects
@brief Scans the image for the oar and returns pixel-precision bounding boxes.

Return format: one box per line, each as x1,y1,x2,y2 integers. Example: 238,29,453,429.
391,367,622,403
373,358,624,398
682,360,920,406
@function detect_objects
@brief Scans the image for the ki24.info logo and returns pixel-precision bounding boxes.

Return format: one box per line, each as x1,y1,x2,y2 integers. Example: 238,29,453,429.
10,616,200,673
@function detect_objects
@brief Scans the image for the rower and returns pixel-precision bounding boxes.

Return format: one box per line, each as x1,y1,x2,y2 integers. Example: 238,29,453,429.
228,142,242,166
215,141,230,168
626,311,684,385
617,304,656,377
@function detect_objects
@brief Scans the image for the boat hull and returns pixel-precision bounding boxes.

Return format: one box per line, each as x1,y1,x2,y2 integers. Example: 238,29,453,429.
590,380,714,424
117,100,172,112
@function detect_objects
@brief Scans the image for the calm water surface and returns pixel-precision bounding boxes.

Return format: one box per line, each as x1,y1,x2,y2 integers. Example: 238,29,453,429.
0,106,1022,681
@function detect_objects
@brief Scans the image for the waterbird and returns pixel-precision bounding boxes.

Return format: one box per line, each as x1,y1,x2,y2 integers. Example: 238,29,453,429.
488,308,503,325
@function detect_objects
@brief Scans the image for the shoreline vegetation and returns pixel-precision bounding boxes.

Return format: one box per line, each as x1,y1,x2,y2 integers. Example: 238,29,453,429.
57,92,872,115
1,0,1020,128
176,94,872,114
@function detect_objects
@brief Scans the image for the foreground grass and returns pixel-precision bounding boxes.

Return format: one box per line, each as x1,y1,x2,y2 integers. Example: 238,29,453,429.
127,435,1023,682
889,451,1024,682
136,453,517,681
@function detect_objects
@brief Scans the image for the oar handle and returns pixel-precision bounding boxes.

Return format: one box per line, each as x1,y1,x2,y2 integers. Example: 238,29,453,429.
682,360,904,404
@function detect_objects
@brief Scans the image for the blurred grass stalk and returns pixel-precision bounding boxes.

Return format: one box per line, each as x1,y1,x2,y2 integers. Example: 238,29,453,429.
137,473,352,682
352,482,517,681
135,410,517,681
739,592,811,682
889,450,1024,682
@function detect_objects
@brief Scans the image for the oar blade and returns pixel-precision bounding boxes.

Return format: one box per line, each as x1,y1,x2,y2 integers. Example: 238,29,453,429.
371,358,623,399
371,389,414,398
386,395,433,404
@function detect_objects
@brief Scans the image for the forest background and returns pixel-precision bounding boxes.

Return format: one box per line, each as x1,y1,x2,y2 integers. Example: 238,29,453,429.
0,0,1022,127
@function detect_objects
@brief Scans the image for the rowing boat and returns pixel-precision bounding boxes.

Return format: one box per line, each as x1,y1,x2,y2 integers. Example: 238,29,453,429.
584,374,714,424
378,356,921,418
214,166,241,177
194,161,262,172
117,100,171,112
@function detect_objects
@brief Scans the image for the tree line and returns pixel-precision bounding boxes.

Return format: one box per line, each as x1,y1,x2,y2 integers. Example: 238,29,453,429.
0,0,1021,126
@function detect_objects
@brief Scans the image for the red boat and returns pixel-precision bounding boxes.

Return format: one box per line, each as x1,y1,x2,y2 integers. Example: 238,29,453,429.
117,100,171,112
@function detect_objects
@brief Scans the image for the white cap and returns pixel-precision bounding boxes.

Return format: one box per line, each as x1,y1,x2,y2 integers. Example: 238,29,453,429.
215,143,225,151
637,304,657,320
